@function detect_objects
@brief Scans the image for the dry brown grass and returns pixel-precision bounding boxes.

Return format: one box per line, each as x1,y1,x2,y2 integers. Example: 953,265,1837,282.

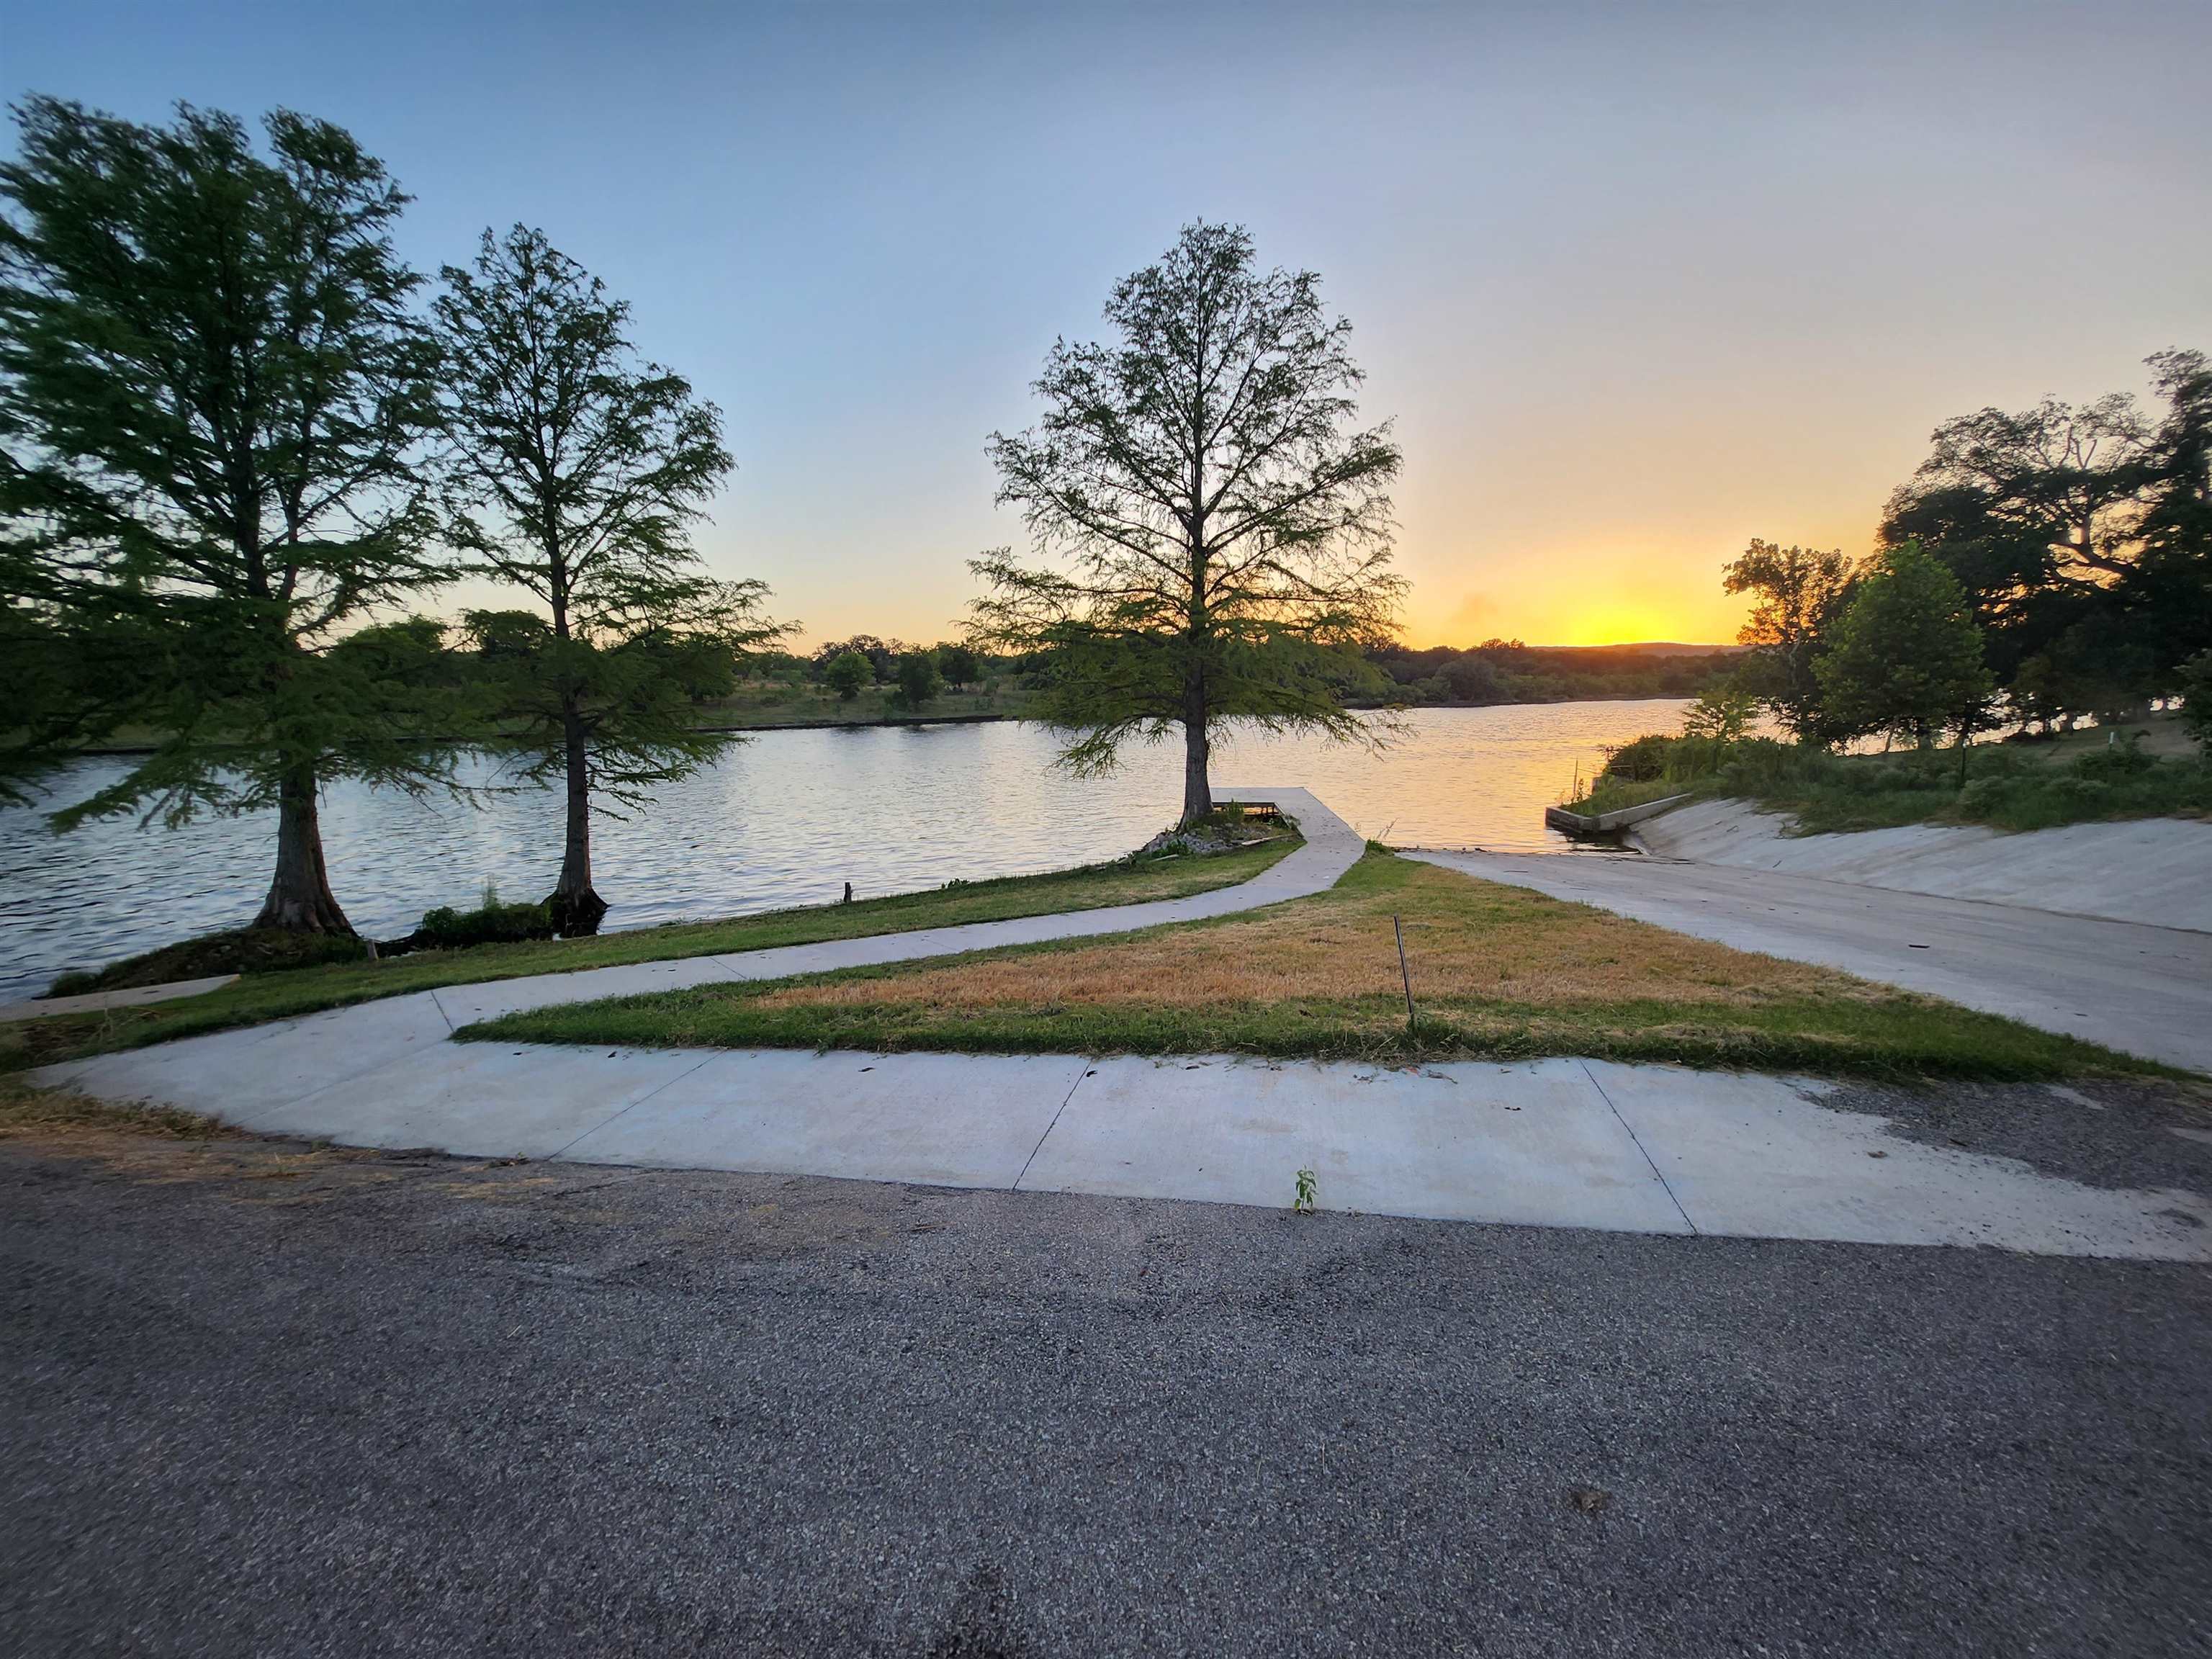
752,858,1879,1017
472,851,2162,1078
0,1078,228,1142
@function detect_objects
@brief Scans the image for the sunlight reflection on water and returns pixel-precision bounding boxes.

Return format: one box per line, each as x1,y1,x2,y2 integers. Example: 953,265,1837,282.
0,699,1691,997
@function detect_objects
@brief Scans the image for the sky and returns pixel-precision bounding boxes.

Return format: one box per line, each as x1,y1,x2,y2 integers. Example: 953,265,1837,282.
6,1,2208,649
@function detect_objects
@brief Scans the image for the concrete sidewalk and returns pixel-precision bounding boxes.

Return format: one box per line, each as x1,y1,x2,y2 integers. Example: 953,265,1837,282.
32,785,2212,1259
0,974,240,1025
1407,848,2212,1074
34,1029,2212,1257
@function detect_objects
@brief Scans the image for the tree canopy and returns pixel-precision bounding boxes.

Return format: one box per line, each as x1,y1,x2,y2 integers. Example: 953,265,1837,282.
891,649,943,712
1814,543,1993,748
970,221,1404,826
1721,540,1861,744
1879,354,2211,716
0,96,449,932
822,650,871,702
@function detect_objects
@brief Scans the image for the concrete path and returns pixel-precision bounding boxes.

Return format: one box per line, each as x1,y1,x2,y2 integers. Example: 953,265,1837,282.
0,974,238,1024
1631,797,2212,932
421,784,1358,1026
36,1016,2212,1259
1408,848,2212,1074
32,783,2212,1259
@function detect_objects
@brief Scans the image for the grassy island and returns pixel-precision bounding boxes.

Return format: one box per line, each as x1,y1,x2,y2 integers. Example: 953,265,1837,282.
463,850,2164,1082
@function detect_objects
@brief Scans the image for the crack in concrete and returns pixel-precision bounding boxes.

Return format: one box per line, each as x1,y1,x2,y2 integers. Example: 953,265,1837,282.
1581,1059,1697,1236
1012,1059,1096,1192
544,1051,724,1164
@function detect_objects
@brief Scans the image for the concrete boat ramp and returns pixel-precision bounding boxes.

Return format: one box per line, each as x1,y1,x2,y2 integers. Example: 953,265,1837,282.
1408,847,2212,1075
30,786,2212,1261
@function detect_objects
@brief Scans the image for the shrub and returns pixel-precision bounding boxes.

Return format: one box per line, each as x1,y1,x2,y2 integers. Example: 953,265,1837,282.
2040,776,2113,817
1601,734,1673,782
414,886,555,950
1956,776,2012,819
2072,739,2154,780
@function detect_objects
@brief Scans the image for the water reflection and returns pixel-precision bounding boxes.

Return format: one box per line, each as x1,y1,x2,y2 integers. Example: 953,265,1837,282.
0,699,1691,997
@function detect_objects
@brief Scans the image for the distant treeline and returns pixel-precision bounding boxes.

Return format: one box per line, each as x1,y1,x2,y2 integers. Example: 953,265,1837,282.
740,636,1743,711
1359,641,1743,707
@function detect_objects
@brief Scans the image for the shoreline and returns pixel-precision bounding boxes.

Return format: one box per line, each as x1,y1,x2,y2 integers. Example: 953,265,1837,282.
63,692,1707,759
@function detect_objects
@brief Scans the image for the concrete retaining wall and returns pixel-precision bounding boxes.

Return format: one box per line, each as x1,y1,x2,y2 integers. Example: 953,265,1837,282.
1545,793,1694,837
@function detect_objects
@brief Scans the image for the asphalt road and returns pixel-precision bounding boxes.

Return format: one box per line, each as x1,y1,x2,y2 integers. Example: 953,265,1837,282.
1408,848,2212,1074
6,1120,2210,1657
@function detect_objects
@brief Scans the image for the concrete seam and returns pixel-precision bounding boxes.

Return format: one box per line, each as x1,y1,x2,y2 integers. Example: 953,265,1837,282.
1012,1059,1094,1192
544,1050,721,1164
1581,1059,1698,1236
240,1014,434,1118
428,989,456,1035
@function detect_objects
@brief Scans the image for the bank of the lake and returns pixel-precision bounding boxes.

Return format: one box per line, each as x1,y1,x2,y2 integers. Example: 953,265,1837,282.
1632,798,2212,932
2,836,1301,1074
0,701,1696,1000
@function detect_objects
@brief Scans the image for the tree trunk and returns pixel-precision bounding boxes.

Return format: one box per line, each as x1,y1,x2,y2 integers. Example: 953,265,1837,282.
1179,714,1213,829
253,760,353,934
547,705,607,936
1179,562,1212,828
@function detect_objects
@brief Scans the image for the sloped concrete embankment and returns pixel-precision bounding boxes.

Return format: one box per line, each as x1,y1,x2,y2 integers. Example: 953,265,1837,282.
1632,799,2212,932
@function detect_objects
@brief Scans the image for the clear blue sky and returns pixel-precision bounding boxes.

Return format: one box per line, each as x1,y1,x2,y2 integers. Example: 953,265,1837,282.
7,1,2208,646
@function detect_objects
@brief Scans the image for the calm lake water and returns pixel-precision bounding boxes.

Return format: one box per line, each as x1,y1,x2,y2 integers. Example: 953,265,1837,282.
0,699,1692,999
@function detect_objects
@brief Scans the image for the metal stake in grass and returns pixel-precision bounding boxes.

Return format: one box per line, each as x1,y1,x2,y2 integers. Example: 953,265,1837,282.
1393,913,1416,1030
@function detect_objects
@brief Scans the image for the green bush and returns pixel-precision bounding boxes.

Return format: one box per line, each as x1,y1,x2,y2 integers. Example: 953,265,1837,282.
2072,740,2154,780
1601,734,1673,782
415,889,555,950
2041,777,2112,815
1956,776,2010,817
1580,705,2211,837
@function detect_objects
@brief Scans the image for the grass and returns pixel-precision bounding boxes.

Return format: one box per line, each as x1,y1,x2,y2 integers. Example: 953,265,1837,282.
0,1075,226,1141
462,849,2165,1082
1570,719,2210,836
1,835,1298,1075
49,927,374,995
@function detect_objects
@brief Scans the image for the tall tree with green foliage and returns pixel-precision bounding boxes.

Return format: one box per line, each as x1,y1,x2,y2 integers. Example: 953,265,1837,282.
891,649,943,711
1721,539,1860,743
0,97,448,932
822,649,871,703
434,225,783,934
971,222,1404,827
1815,543,1994,750
934,642,980,689
2178,649,2212,753
1876,364,2208,715
2130,350,2212,681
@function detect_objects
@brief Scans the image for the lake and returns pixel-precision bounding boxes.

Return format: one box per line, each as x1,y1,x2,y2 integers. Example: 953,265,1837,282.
0,698,1691,999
